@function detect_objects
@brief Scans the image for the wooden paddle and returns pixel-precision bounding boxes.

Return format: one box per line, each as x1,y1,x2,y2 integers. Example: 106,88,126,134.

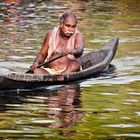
26,54,64,73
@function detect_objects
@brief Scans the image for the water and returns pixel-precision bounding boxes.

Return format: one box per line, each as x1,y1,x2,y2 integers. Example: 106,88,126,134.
0,0,140,139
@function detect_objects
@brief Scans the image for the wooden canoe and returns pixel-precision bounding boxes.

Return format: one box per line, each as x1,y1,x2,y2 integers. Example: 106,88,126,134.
0,38,119,90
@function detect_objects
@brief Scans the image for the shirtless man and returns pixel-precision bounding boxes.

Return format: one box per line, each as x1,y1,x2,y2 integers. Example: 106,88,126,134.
30,12,84,74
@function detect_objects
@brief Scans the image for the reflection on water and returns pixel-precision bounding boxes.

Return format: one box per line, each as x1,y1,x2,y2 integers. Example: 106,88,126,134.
0,84,83,138
0,0,140,139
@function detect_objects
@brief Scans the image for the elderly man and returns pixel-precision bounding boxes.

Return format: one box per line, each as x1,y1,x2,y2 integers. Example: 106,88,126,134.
30,12,84,74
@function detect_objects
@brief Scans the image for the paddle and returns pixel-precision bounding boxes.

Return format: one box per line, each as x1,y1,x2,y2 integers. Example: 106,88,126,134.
26,54,64,73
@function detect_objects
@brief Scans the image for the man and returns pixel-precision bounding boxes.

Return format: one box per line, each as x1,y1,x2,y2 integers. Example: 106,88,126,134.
30,12,84,74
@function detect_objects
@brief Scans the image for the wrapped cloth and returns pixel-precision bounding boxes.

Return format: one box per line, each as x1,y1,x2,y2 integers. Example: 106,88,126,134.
47,26,79,60
43,67,66,75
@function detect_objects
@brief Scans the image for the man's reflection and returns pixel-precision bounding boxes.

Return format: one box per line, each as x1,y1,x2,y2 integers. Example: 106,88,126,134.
44,84,84,130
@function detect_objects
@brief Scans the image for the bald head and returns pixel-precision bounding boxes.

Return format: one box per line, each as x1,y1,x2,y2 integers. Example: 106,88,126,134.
60,12,77,24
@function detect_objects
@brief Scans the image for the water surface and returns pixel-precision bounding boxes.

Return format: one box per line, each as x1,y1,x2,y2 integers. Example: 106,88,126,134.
0,0,140,139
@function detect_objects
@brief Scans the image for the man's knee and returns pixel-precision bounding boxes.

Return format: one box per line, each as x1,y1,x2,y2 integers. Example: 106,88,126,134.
70,61,80,72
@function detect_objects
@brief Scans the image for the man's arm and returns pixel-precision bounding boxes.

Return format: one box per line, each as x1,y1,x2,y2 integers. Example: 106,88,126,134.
72,33,84,57
30,31,51,70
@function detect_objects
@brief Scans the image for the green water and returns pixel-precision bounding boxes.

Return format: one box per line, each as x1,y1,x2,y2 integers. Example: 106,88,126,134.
0,0,140,139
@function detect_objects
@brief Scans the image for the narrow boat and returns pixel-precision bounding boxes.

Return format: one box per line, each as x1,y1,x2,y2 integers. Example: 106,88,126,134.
0,38,119,90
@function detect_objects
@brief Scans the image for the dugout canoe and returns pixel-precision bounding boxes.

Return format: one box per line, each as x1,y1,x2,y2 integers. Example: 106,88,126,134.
0,38,119,90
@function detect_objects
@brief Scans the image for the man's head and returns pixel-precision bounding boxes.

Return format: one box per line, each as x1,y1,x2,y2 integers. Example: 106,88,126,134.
59,12,77,37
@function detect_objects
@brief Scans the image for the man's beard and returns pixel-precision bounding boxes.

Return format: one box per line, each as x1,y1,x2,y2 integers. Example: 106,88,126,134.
64,31,74,37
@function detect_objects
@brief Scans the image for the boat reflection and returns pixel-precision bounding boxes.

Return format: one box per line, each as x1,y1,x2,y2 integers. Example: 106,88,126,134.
0,84,84,136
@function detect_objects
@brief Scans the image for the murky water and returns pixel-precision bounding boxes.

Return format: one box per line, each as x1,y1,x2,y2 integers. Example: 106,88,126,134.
0,0,140,139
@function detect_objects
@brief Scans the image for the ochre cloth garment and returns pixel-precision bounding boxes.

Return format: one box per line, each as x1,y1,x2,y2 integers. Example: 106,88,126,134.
43,67,66,75
47,26,79,60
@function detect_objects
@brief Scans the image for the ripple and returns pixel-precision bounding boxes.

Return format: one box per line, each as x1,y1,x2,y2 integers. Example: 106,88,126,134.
31,119,56,124
100,92,118,96
22,134,39,138
80,75,140,86
113,133,140,137
119,37,140,43
124,99,138,102
0,61,29,70
103,124,140,128
0,130,22,133
128,92,140,96
103,108,119,112
120,117,131,120
26,98,44,103
47,108,62,111
89,39,110,43
135,112,140,116
5,104,22,107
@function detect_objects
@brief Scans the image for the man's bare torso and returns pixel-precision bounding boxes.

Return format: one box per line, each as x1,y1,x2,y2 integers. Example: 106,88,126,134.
46,33,77,70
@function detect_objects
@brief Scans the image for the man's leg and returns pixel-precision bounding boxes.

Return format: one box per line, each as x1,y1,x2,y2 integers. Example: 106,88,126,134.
63,60,80,74
34,68,49,74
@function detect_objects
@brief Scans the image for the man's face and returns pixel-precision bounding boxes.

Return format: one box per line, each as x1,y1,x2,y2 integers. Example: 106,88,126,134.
60,16,77,37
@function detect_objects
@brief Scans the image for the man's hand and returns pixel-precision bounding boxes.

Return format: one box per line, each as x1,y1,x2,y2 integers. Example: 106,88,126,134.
61,49,75,56
29,63,39,71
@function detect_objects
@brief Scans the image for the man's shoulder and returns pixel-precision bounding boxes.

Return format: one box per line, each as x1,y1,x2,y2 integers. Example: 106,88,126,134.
45,30,53,38
76,32,83,36
47,30,53,35
75,32,84,39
